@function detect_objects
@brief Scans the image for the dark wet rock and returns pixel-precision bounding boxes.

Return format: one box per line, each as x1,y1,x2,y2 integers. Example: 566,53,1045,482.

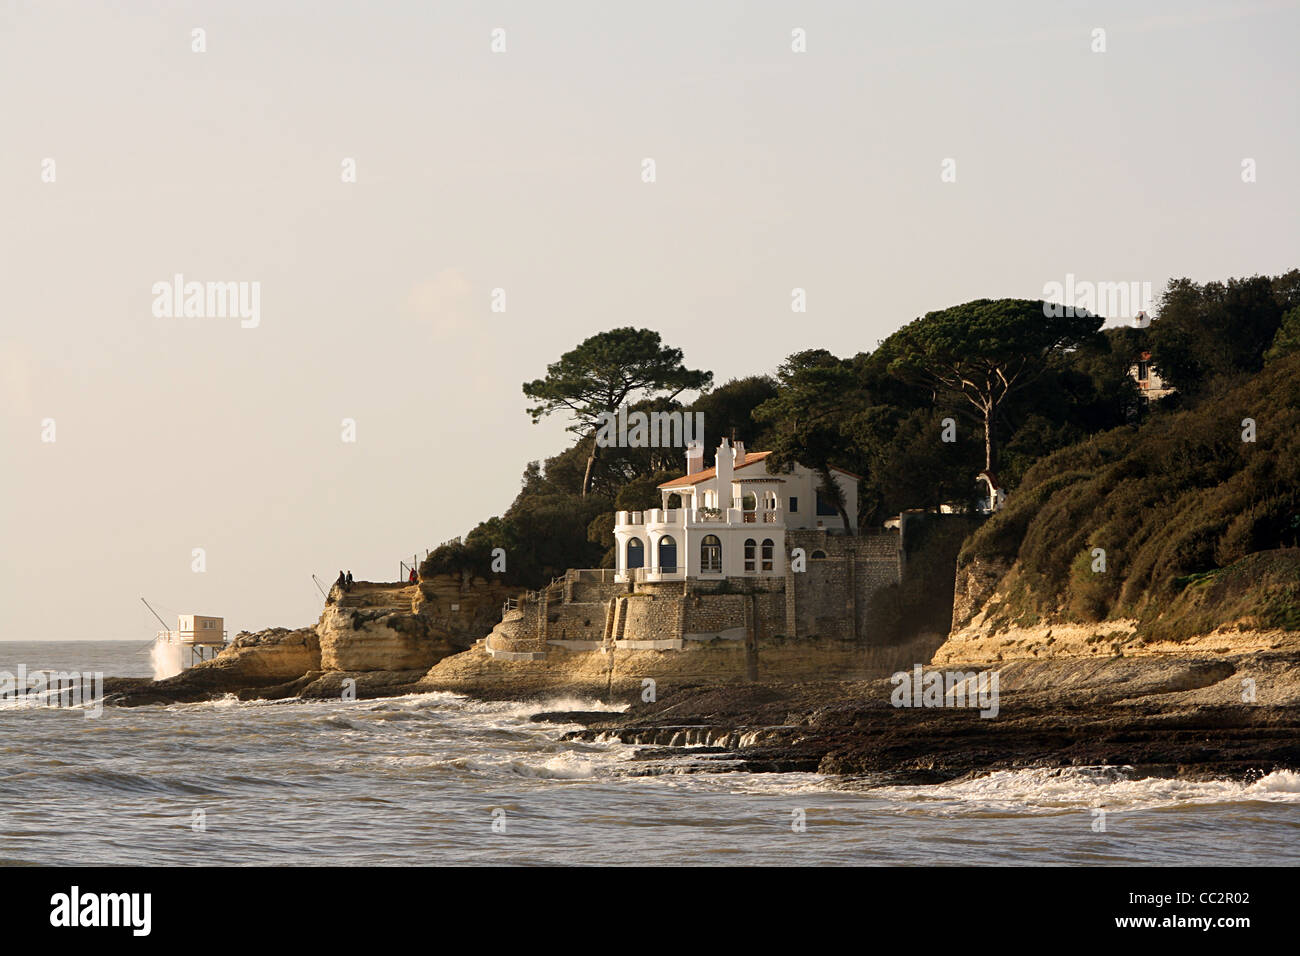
101,664,288,707
297,669,430,701
528,711,615,725
570,675,1300,780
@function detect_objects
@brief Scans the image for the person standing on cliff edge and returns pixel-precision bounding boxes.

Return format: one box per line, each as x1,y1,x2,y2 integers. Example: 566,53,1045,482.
346,571,354,590
335,570,345,592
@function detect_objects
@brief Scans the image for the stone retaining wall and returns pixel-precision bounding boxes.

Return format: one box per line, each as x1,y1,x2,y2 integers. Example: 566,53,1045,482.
477,522,974,669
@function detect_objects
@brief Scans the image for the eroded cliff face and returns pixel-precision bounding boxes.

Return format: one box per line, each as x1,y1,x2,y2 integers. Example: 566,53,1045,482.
418,630,952,701
217,626,321,678
316,577,517,672
949,555,1012,633
934,554,1300,668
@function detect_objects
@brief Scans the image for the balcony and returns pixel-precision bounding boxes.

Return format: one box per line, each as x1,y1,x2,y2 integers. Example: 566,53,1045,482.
616,508,681,528
615,507,783,530
631,566,685,584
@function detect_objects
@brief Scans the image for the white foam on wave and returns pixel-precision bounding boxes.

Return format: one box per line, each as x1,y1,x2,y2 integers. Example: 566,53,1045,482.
165,693,285,712
374,748,607,780
460,696,630,719
627,765,1300,813
451,751,602,780
0,695,42,711
0,686,104,713
876,766,1300,816
1242,768,1300,795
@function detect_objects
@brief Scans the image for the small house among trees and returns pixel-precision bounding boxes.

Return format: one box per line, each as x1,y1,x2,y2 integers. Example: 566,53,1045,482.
1128,350,1175,402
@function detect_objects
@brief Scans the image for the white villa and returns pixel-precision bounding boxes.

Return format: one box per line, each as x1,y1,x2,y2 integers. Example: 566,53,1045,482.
1130,350,1175,402
613,438,860,583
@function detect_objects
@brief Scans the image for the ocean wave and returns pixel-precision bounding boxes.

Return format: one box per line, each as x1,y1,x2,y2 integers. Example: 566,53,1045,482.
5,765,227,797
163,694,306,712
458,696,630,719
373,748,613,780
874,766,1300,816
452,752,603,780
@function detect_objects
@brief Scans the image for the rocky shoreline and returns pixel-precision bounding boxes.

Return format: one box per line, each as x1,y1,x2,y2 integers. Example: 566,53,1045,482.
580,644,1300,779
559,678,1300,781
101,631,1300,783
92,569,1300,782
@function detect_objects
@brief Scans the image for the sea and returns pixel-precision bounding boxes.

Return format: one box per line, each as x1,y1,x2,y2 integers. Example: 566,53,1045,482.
1,640,1297,866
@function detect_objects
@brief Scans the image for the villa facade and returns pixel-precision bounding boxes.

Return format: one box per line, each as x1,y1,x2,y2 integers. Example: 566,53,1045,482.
1129,350,1175,402
612,438,860,584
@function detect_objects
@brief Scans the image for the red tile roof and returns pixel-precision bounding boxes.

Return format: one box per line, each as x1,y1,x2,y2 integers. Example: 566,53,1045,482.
659,451,772,488
658,452,862,488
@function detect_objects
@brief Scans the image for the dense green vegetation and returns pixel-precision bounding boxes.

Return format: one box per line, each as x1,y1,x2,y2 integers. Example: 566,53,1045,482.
425,270,1300,632
959,346,1300,637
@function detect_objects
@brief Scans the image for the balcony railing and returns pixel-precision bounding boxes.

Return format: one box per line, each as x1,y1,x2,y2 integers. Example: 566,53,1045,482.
615,506,783,528
631,566,683,582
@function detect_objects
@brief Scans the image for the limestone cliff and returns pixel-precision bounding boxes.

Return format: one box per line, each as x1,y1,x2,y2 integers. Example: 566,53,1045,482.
934,550,1300,668
317,577,516,671
104,574,519,706
219,626,321,678
930,354,1300,668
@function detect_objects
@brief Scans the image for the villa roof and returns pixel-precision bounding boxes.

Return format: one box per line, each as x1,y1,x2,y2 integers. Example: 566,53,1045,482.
659,451,773,488
659,451,861,488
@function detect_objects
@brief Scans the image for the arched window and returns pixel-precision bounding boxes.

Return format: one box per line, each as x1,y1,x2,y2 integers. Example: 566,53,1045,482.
658,535,677,573
761,538,774,572
626,537,645,570
744,538,757,572
666,493,682,510
700,535,722,574
810,549,827,560
741,492,757,523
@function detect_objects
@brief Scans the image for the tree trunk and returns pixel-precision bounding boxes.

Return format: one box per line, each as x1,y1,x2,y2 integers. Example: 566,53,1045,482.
837,502,854,536
581,434,601,497
817,465,855,536
983,406,996,473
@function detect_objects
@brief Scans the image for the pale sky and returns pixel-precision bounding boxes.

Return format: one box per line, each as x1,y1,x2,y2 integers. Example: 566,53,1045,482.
2,0,1298,641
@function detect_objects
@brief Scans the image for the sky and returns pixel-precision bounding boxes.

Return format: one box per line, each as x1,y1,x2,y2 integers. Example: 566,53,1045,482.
2,0,1298,640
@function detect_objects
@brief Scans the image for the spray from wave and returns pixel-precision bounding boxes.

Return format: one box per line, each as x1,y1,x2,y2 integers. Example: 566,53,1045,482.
149,639,183,680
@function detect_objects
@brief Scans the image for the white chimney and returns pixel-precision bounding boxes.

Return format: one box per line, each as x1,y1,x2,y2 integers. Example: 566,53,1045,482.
732,440,746,465
685,440,704,475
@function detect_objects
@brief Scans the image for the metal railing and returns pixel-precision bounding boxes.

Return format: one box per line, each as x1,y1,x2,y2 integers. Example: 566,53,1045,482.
156,628,228,646
632,566,681,582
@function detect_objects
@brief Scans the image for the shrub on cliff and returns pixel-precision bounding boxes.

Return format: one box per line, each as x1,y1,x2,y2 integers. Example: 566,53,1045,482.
959,351,1300,636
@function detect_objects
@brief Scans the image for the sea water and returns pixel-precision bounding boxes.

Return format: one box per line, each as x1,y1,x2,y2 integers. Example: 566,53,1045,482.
1,641,1296,866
